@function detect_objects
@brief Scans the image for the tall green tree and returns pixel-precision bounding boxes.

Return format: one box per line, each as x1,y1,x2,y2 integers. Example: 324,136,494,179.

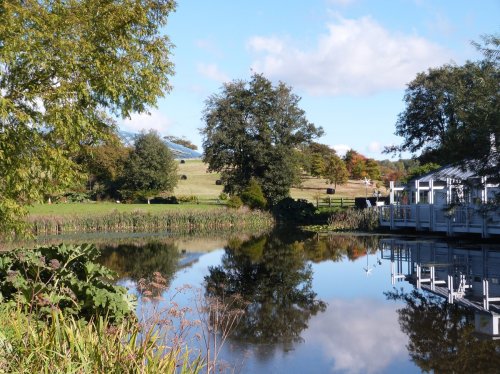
77,134,131,200
323,154,349,188
121,131,178,203
386,35,499,180
201,74,323,206
0,0,176,235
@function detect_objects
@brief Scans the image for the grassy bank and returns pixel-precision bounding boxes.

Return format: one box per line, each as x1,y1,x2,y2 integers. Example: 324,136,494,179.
27,205,274,236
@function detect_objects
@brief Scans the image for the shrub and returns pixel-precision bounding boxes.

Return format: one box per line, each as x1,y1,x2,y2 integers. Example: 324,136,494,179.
273,197,316,224
0,244,135,322
218,192,228,201
240,179,267,210
177,195,198,203
226,195,243,209
150,196,179,204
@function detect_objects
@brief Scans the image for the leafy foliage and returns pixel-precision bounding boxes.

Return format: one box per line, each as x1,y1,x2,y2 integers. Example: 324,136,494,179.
240,179,267,210
77,134,131,200
164,135,199,150
201,73,323,206
120,130,178,203
273,197,317,224
226,195,243,209
323,154,349,187
387,35,499,179
405,162,441,182
0,243,135,322
0,0,176,235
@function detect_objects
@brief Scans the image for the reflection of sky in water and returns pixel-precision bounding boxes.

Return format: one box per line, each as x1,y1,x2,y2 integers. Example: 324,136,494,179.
123,248,416,374
304,299,410,374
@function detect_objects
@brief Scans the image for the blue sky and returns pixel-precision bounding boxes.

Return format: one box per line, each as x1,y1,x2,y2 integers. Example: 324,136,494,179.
120,0,499,160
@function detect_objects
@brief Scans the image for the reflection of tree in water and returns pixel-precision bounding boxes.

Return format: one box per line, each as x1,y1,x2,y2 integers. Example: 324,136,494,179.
98,241,180,285
205,229,327,356
386,288,500,373
302,234,380,263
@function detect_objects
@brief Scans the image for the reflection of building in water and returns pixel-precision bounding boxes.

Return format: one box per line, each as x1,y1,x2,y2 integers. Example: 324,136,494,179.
381,239,500,339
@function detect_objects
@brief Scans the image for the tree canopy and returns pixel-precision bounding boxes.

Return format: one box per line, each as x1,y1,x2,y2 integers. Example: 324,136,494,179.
0,0,176,235
387,35,499,180
201,73,323,206
120,131,178,203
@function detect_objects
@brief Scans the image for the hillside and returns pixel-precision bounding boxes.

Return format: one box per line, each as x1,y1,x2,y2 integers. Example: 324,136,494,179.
174,159,388,202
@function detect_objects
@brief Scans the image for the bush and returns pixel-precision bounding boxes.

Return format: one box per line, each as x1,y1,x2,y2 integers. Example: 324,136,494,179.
177,195,198,203
240,179,267,210
218,192,228,201
273,197,316,224
226,195,243,209
150,196,179,204
0,244,135,322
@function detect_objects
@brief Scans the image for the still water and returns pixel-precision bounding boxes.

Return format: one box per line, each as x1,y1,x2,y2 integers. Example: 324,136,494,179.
96,230,500,373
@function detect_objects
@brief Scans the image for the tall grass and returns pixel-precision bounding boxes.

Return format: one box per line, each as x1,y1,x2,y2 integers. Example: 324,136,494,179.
0,305,204,373
28,208,274,236
328,208,380,231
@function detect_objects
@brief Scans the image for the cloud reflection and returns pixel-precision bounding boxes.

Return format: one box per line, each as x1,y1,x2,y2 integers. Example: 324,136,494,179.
304,298,407,374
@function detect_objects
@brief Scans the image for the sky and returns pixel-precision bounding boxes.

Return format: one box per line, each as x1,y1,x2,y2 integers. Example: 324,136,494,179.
120,0,500,160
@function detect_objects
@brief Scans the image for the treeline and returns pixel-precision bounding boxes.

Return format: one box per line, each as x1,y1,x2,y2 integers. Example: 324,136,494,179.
300,142,439,188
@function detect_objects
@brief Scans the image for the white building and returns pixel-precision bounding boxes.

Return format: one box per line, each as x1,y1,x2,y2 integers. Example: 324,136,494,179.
379,164,500,238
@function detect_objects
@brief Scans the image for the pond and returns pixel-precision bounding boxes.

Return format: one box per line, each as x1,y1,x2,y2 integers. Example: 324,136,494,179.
95,230,500,373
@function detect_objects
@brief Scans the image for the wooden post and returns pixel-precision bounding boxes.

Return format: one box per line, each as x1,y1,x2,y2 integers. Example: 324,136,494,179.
483,279,489,310
448,275,454,304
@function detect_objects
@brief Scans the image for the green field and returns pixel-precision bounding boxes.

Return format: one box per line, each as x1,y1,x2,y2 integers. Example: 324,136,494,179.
28,159,385,217
175,159,384,201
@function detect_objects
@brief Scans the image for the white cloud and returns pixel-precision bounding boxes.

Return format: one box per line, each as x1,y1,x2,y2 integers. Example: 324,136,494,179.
197,63,230,83
249,16,451,95
367,141,382,154
247,36,285,54
304,299,407,374
121,110,173,135
333,144,351,156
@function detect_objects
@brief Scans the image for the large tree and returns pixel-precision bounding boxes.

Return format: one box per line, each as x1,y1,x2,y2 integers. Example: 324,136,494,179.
201,74,323,206
121,131,178,203
0,0,176,235
386,35,499,180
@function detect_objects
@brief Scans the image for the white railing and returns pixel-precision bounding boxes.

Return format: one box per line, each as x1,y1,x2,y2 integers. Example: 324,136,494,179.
379,204,500,238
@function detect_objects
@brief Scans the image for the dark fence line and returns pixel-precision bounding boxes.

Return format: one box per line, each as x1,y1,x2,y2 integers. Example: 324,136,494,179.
312,197,356,208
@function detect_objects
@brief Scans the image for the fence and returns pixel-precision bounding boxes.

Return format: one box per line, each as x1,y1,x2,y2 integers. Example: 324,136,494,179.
314,197,355,208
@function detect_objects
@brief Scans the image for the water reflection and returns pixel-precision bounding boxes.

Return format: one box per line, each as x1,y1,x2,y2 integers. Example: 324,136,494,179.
205,229,327,355
64,232,500,373
383,239,500,372
386,289,500,372
304,299,407,373
99,241,180,284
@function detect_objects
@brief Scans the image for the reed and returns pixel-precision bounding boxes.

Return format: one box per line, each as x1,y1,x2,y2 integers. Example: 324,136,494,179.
28,208,274,236
0,305,204,373
328,208,380,231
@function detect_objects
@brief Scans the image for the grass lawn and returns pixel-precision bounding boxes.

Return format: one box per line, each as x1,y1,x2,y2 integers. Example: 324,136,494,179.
28,201,222,217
